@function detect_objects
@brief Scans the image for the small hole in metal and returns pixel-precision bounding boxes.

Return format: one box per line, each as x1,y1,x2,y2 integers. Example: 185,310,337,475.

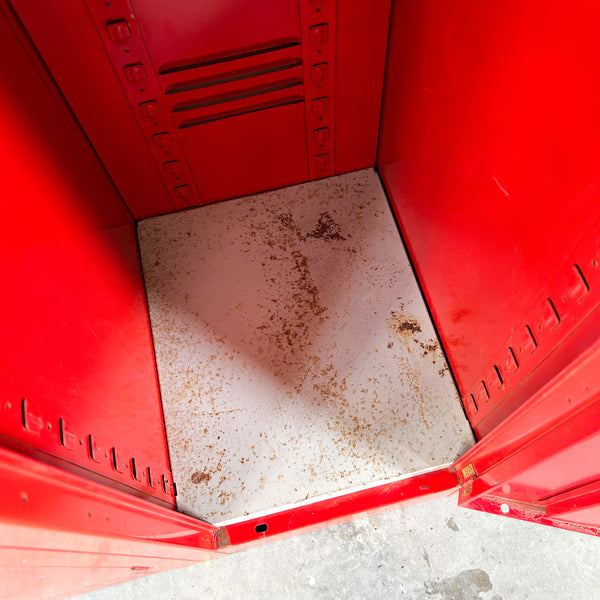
46,423,52,430
255,523,268,533
5,402,11,410
88,511,92,517
124,49,129,53
139,88,145,92
21,492,28,502
593,259,598,267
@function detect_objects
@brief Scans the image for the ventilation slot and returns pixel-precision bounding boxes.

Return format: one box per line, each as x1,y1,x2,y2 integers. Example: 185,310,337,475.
178,96,304,129
159,38,301,75
165,59,302,95
172,80,302,113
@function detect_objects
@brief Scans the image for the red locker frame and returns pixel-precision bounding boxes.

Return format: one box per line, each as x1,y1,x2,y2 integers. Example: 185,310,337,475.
1,0,600,598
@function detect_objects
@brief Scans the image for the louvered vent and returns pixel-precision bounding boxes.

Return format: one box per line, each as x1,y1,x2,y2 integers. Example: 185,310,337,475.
158,38,304,129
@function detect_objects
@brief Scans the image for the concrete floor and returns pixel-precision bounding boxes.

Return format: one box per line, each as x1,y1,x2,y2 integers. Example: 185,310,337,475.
73,493,600,600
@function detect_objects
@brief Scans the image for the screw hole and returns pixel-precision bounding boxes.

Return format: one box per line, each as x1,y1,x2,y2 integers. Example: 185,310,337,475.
124,49,129,53
255,523,268,533
139,88,145,92
153,121,158,125
317,49,321,53
88,511,92,517
316,7,321,11
21,492,28,502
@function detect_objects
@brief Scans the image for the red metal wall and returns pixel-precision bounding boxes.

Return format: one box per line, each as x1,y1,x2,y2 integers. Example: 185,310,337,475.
378,0,600,437
12,0,391,218
0,3,173,506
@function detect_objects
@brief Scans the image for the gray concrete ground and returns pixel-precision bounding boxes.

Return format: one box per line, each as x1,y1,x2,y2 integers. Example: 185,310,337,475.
73,494,600,600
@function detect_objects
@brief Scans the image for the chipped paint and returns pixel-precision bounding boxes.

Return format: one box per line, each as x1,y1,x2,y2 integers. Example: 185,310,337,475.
138,169,474,523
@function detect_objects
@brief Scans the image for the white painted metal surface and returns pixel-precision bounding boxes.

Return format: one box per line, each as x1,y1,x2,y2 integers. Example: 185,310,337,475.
138,169,474,523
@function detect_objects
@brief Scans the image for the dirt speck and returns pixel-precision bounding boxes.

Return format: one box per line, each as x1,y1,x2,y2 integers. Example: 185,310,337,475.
306,212,347,242
388,311,422,336
190,471,211,484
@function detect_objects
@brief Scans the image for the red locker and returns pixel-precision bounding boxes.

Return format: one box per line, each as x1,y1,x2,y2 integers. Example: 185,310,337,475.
1,1,599,598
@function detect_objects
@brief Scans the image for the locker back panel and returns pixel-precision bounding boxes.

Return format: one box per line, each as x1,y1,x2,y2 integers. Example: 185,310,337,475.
12,0,390,217
378,0,600,436
0,4,173,506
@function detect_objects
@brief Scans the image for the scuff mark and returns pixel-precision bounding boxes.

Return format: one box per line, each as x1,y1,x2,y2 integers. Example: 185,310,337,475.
424,569,494,600
492,175,510,198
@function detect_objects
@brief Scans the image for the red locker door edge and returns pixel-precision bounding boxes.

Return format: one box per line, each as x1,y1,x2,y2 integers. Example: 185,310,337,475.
454,333,600,537
0,0,174,506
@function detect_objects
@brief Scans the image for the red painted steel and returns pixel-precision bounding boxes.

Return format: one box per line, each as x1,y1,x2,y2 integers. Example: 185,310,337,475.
299,0,336,179
454,336,600,535
84,0,201,210
2,0,600,595
10,0,176,219
13,0,387,215
221,468,459,551
0,2,173,504
0,447,220,600
334,1,391,175
377,0,600,435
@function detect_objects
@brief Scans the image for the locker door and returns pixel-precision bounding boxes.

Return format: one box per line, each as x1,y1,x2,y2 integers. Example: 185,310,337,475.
377,0,600,534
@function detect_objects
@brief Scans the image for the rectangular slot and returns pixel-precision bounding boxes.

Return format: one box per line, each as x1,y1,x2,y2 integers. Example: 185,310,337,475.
171,80,303,113
177,96,303,129
165,59,302,95
159,39,302,75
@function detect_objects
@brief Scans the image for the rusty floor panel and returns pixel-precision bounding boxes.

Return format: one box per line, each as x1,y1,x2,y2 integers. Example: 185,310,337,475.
138,169,474,524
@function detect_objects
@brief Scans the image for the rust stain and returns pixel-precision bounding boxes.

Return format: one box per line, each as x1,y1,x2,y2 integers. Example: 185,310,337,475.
306,212,347,242
190,471,211,484
388,311,422,336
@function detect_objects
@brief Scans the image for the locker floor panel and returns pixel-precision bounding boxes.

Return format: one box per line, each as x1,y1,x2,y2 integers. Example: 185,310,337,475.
138,169,474,524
